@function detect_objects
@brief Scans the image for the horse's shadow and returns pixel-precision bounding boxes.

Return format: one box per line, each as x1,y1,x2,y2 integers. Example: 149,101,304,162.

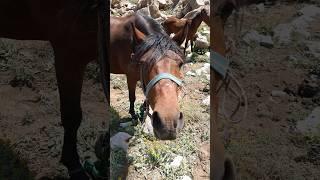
109,103,146,179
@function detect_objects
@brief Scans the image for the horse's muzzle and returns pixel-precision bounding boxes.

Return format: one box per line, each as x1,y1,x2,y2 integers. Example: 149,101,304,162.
152,111,184,140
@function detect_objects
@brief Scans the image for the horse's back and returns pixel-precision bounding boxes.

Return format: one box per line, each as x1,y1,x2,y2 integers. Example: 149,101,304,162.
0,0,64,40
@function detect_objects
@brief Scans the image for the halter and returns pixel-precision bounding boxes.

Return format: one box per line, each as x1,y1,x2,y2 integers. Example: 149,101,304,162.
211,50,247,123
137,57,184,119
142,72,183,97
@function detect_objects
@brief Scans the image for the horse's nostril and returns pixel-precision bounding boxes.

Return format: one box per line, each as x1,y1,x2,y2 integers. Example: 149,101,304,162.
152,111,162,129
179,112,183,120
174,121,177,128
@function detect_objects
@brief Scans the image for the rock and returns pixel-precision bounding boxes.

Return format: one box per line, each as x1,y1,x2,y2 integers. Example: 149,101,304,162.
136,7,150,16
271,90,287,97
298,5,320,17
194,34,209,49
259,35,274,48
149,5,161,18
190,0,209,8
243,30,261,44
255,3,265,12
195,63,210,76
143,107,154,135
243,30,273,48
124,10,135,16
111,0,121,7
274,5,320,45
286,55,298,63
202,96,210,106
170,155,183,168
298,82,319,98
304,41,320,59
180,176,192,180
256,103,273,118
158,0,172,10
273,23,294,45
120,121,133,128
135,0,148,10
186,71,196,77
205,52,210,58
110,132,132,152
296,107,320,134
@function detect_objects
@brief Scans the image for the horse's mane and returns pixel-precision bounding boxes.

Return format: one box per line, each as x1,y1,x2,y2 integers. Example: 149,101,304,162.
132,13,184,70
136,12,167,35
134,33,185,70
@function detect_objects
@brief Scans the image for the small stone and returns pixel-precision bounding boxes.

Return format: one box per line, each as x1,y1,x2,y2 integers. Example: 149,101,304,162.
180,175,192,180
286,55,298,62
158,0,172,10
296,107,320,134
259,35,274,48
170,155,183,168
271,90,287,97
110,132,132,152
136,7,150,16
255,3,265,12
143,107,154,135
202,96,210,106
194,34,209,49
243,30,261,44
119,121,133,128
186,71,196,77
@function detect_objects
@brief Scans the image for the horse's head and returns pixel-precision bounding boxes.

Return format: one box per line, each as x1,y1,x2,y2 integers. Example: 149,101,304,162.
200,7,210,26
131,24,185,140
161,16,181,35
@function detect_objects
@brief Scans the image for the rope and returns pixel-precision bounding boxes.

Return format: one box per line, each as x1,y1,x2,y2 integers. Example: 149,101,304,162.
219,70,248,124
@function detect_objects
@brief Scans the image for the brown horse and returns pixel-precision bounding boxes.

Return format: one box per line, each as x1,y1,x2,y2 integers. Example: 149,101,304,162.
0,0,109,179
162,7,209,52
110,13,185,140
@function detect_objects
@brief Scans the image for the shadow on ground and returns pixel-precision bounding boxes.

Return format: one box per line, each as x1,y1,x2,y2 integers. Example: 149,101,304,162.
0,139,34,180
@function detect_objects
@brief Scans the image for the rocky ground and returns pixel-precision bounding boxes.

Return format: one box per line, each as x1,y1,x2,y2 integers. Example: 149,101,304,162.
220,1,320,179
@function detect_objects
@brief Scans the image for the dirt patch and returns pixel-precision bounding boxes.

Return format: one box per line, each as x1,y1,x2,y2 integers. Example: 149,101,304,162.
0,38,107,179
220,2,320,179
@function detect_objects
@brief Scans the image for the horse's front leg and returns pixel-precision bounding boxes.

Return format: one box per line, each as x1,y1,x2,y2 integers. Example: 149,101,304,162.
55,53,89,180
191,40,194,52
127,74,138,119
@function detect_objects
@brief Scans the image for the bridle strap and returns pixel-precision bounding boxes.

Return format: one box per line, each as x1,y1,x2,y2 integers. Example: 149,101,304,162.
144,73,183,97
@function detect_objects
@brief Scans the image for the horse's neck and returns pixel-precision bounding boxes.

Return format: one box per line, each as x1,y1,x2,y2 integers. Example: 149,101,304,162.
191,15,203,31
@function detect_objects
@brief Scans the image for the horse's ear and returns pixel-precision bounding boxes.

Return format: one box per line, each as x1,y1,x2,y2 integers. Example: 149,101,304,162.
171,20,191,45
201,8,207,15
131,23,146,45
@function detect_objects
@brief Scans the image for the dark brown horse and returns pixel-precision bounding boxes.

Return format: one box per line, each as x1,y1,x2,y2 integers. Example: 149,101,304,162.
211,1,236,180
110,13,185,140
0,0,109,179
162,7,209,53
210,0,269,179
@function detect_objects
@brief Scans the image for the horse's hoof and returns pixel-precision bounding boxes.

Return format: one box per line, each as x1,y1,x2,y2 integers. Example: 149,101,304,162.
69,168,90,180
130,112,138,120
